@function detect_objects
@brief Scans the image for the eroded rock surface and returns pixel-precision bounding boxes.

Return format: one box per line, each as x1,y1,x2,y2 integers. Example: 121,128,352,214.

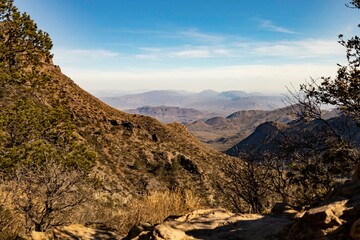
281,170,360,240
124,209,292,240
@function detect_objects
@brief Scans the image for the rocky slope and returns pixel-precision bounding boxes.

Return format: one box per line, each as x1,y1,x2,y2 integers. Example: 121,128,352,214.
3,64,235,202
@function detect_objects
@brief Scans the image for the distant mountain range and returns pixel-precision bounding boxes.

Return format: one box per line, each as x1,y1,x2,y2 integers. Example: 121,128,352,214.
101,90,285,117
186,106,298,151
126,106,215,124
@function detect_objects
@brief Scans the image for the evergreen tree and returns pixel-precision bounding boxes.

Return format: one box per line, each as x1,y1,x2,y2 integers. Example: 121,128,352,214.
0,0,52,76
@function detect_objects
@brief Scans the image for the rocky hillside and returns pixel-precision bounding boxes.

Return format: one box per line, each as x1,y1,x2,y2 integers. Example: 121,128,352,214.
0,3,238,236
5,65,235,199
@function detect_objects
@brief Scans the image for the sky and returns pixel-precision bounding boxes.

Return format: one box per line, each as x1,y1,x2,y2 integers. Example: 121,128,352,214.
14,0,359,95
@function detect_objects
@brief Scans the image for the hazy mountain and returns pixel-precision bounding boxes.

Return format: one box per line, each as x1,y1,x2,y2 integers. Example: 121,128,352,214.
126,106,215,124
186,106,298,151
101,90,285,116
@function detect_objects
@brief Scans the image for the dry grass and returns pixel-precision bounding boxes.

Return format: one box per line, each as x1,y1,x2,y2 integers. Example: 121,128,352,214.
1,180,204,237
85,189,204,235
128,189,203,225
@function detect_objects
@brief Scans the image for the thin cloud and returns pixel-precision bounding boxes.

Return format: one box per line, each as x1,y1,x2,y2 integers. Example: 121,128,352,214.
178,29,226,43
133,38,343,61
54,49,120,61
250,39,343,58
173,49,210,58
110,28,226,43
260,20,297,34
135,46,231,59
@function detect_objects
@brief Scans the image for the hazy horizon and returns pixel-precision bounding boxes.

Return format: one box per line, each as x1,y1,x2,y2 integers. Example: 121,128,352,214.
92,88,286,98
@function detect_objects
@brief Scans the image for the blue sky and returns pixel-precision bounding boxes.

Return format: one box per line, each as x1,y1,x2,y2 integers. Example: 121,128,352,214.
15,0,359,94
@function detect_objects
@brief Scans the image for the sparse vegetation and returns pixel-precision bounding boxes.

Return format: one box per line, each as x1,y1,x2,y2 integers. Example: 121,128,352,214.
0,174,20,239
82,189,203,235
9,160,88,232
0,99,97,172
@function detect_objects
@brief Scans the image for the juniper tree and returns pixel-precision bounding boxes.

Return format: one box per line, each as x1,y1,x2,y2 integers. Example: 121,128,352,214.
0,0,53,75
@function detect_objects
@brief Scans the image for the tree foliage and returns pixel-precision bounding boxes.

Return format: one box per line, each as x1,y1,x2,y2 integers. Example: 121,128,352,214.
0,99,96,172
0,0,52,75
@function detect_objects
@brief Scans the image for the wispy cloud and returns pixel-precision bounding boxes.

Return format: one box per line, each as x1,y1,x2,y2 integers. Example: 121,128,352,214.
132,38,343,61
259,19,297,34
173,49,211,58
54,49,120,61
53,37,344,66
178,28,225,43
110,28,226,44
135,46,231,59
251,39,343,59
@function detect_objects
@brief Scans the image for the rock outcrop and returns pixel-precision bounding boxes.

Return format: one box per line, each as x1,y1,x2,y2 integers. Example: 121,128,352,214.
124,209,292,240
280,164,360,240
30,224,119,240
